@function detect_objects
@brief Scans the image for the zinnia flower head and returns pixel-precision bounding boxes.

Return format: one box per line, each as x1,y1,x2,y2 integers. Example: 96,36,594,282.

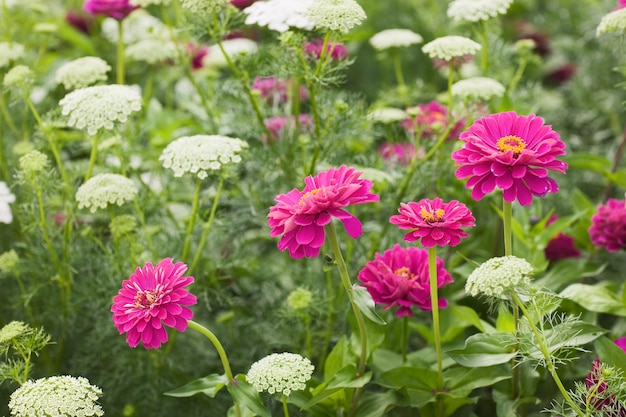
9,375,104,417
451,111,567,206
268,165,379,258
451,77,506,102
303,39,348,60
55,57,111,90
369,28,423,51
358,244,452,317
246,352,314,396
0,181,16,224
76,173,138,213
378,142,418,166
390,198,476,248
111,258,197,349
465,255,534,298
589,199,626,252
597,8,626,36
447,0,513,23
617,0,626,10
400,100,465,141
243,0,315,32
0,42,25,69
253,76,307,104
585,337,626,414
159,135,248,179
83,0,139,19
264,114,313,142
59,84,142,135
422,35,481,62
305,0,367,33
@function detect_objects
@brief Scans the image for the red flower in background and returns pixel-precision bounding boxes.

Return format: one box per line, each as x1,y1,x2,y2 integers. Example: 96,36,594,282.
83,0,139,19
400,101,465,141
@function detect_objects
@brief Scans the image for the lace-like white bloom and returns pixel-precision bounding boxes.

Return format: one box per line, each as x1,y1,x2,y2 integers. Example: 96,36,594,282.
306,0,367,33
367,107,407,124
369,29,423,50
422,35,481,61
9,375,104,417
160,135,248,179
101,11,165,44
0,321,27,344
447,0,513,22
465,256,534,298
0,181,15,224
246,353,314,396
243,0,315,32
3,65,33,87
202,39,258,67
451,77,505,101
59,85,142,135
125,39,178,64
19,150,49,175
597,8,626,36
55,57,111,90
130,0,171,5
0,42,25,68
0,250,19,272
179,0,229,15
287,288,313,310
76,173,138,213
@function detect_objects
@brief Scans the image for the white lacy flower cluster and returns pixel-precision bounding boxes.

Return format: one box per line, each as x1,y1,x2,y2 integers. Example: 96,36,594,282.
3,65,33,88
19,150,49,176
367,107,407,124
202,38,258,67
246,353,314,396
422,35,481,61
306,0,367,33
76,173,138,213
160,135,248,179
8,376,104,417
179,0,230,15
369,29,423,51
59,84,142,135
447,0,514,23
452,77,505,101
102,10,165,44
0,181,16,224
125,39,178,65
0,321,28,344
597,8,626,36
0,41,25,68
130,0,171,6
465,256,534,298
55,57,111,90
243,0,315,32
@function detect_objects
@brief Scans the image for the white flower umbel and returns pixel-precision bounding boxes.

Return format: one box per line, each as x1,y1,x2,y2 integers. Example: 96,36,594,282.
0,41,25,68
369,29,423,51
125,39,179,65
422,35,481,61
101,10,165,44
55,57,111,90
3,65,33,88
130,0,171,5
0,321,28,344
597,8,626,36
306,0,367,33
0,181,16,224
451,76,505,101
160,135,248,179
9,375,104,417
179,0,229,15
447,0,513,23
246,353,314,396
243,0,315,32
19,150,49,176
59,84,142,135
202,38,258,68
367,107,407,124
76,173,138,213
465,256,534,298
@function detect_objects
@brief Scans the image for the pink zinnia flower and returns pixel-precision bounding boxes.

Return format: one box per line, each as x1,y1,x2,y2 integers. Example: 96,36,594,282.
264,114,313,142
378,142,418,166
400,101,465,141
543,215,581,261
585,337,626,415
589,199,626,252
252,77,307,105
615,0,626,10
451,111,567,206
358,244,452,317
304,39,348,60
111,258,197,349
268,165,380,258
188,43,210,70
390,198,475,248
83,0,139,19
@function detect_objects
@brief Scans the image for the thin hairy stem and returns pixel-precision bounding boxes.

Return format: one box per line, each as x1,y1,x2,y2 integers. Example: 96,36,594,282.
181,178,203,262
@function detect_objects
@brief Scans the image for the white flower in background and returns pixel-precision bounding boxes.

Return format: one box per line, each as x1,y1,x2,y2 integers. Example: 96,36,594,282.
179,0,229,15
59,84,142,135
76,173,138,213
101,10,165,44
130,0,171,5
451,77,505,101
0,321,28,343
367,107,407,124
160,135,248,179
243,0,315,32
3,65,33,88
8,375,104,417
369,29,423,51
0,42,25,68
0,182,15,224
55,57,111,90
422,35,481,61
19,150,49,176
0,250,19,272
306,0,367,33
246,353,314,396
447,0,513,23
597,7,626,36
202,38,258,67
125,39,179,65
465,256,534,298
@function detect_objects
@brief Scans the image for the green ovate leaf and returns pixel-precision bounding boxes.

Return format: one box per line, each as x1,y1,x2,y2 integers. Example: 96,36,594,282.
227,374,271,417
450,305,495,333
564,153,612,176
379,366,438,407
446,332,518,367
352,285,386,325
324,336,356,380
560,283,626,316
594,336,626,375
354,391,401,417
164,373,228,398
302,364,372,409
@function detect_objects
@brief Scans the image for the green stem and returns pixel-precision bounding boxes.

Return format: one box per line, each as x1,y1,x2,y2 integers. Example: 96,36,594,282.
189,173,225,275
117,20,125,84
0,91,19,137
282,395,290,417
391,49,409,106
401,315,408,363
502,199,519,400
428,247,444,417
84,134,100,182
447,63,454,109
503,200,512,256
132,198,157,259
181,178,203,262
507,57,527,97
480,20,489,73
34,185,60,269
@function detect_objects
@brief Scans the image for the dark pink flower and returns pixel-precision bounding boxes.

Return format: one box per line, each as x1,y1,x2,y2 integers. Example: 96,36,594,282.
65,10,96,34
252,77,307,105
378,142,420,166
231,0,258,9
544,62,576,86
585,337,626,415
400,101,465,141
433,54,474,70
188,43,210,70
304,39,348,60
268,166,380,258
544,215,581,261
264,114,313,142
589,199,626,252
451,111,567,206
83,0,139,19
111,258,197,349
358,244,452,317
390,198,475,248
615,0,626,10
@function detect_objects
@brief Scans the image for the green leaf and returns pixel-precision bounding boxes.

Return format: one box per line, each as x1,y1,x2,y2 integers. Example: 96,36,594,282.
352,285,386,325
447,333,517,367
559,283,626,316
445,366,511,396
450,305,495,333
227,374,271,417
564,153,612,176
164,374,228,398
354,391,401,417
324,336,356,380
535,259,606,291
594,336,626,375
379,366,438,391
302,365,371,409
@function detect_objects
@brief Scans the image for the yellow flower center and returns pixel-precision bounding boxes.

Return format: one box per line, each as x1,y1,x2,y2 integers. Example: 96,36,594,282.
134,290,157,309
299,188,320,204
497,135,526,155
419,207,445,223
394,267,414,279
